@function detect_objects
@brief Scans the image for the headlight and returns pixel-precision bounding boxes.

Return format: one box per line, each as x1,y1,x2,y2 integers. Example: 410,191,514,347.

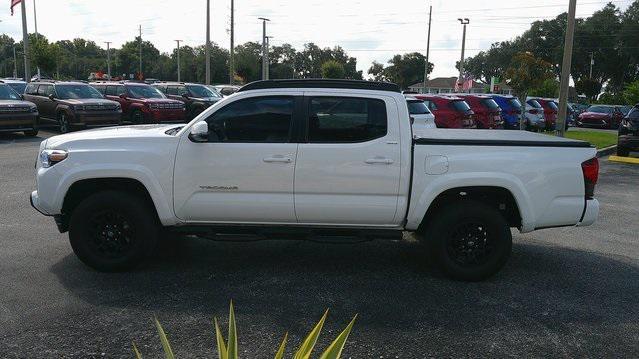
149,103,160,109
73,105,85,111
115,104,121,111
39,149,68,168
30,106,38,113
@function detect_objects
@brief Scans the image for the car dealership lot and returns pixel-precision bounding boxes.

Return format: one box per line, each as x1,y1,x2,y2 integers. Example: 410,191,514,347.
1,130,638,357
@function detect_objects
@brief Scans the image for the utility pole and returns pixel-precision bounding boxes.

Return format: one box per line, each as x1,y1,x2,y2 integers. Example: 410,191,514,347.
138,25,143,79
175,40,182,82
589,52,594,79
265,36,273,80
229,0,235,84
104,42,112,79
258,17,270,80
423,5,432,94
20,0,30,82
457,18,469,92
205,0,211,85
556,0,577,137
13,46,18,78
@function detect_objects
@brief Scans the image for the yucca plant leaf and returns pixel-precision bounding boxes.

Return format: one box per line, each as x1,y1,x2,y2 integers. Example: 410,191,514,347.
132,341,143,359
293,309,329,359
227,301,238,359
214,317,228,359
274,332,288,359
319,315,357,359
154,317,175,359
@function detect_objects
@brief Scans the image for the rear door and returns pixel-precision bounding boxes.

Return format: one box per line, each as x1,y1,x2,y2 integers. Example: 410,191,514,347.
294,93,402,226
37,84,57,118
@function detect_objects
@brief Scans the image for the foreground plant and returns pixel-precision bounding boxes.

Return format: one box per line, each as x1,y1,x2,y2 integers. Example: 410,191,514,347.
133,302,357,359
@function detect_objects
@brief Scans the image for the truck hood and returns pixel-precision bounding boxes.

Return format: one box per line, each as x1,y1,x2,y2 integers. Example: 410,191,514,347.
414,129,590,146
45,124,183,149
62,98,120,106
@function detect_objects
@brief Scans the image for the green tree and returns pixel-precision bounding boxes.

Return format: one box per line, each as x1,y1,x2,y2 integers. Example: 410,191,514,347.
575,78,602,102
623,80,639,105
371,53,433,89
234,42,261,83
529,78,560,98
321,60,345,79
116,37,160,79
506,52,555,128
367,61,387,81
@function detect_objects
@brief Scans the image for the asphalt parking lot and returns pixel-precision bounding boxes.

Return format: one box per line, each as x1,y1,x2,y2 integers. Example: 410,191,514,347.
1,130,638,358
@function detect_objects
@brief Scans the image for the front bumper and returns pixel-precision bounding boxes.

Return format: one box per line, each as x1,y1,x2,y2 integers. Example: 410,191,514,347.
148,109,187,123
30,190,49,215
576,199,599,227
0,112,38,132
70,110,122,126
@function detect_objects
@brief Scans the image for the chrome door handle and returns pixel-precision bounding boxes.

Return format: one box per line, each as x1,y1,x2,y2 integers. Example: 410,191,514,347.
263,156,292,163
365,157,394,165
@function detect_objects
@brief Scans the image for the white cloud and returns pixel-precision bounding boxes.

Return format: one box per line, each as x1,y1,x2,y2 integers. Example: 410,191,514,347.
0,0,630,79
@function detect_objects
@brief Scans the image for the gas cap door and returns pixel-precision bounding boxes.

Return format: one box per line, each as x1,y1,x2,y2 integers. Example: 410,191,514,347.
425,155,449,175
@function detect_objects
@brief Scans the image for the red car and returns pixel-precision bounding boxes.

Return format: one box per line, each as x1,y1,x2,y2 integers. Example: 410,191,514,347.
91,82,186,124
533,98,558,130
413,95,476,129
456,94,503,129
577,105,625,129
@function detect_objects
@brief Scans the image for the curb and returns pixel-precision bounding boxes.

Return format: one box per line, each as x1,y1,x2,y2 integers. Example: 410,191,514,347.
609,155,639,165
597,145,617,158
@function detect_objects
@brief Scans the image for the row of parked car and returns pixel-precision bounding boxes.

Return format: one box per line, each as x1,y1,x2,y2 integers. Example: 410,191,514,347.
0,78,240,135
405,92,633,132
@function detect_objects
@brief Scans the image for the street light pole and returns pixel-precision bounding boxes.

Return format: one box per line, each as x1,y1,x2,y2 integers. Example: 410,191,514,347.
205,0,211,85
457,18,469,92
20,0,30,82
589,52,594,79
265,36,273,80
104,42,112,79
258,17,270,80
13,46,18,78
556,0,577,137
423,5,432,94
138,25,143,79
175,40,182,82
229,0,235,84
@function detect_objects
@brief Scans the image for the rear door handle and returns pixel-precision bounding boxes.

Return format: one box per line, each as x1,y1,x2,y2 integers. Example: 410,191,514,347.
365,157,394,165
263,155,292,163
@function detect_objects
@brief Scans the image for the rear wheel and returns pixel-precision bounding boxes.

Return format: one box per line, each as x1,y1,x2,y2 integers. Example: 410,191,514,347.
68,191,159,272
131,110,145,124
421,200,512,281
24,129,39,137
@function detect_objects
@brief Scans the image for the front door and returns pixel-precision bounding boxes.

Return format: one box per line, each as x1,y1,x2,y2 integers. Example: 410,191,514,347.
174,94,301,223
294,94,402,226
37,84,57,119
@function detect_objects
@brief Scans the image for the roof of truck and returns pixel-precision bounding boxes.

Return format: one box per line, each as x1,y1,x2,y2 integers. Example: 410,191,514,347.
237,79,401,93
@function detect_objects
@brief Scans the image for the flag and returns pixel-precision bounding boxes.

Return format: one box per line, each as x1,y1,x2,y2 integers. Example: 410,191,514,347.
455,76,474,92
10,0,20,15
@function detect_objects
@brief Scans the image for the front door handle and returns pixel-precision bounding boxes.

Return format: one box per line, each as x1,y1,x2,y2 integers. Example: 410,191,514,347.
365,157,394,165
263,155,292,163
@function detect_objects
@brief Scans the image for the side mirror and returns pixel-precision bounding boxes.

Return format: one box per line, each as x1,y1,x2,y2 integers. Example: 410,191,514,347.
189,121,209,142
119,93,127,99
48,94,55,101
410,116,415,125
181,93,189,99
19,94,24,100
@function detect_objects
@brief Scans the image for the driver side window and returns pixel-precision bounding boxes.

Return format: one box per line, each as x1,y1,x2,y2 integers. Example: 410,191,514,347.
205,96,294,143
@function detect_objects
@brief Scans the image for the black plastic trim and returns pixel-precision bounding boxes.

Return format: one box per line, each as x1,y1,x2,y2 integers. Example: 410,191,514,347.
238,79,401,93
414,138,592,148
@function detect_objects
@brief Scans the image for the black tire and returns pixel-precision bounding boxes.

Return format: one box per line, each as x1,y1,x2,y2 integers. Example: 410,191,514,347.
58,112,70,133
68,191,159,272
24,129,39,137
617,146,630,157
131,110,145,125
421,200,512,281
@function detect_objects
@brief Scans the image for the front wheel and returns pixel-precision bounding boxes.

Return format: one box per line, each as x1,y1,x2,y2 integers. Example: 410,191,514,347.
421,200,512,281
24,128,39,137
58,112,70,133
68,191,159,272
131,110,146,125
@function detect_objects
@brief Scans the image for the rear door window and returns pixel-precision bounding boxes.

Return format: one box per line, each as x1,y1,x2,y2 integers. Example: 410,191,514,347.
451,100,471,112
407,100,431,115
166,86,178,95
481,98,500,110
37,84,54,97
307,97,387,143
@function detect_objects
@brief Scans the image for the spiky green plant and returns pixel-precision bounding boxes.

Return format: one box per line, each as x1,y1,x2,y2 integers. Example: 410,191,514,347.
133,302,357,359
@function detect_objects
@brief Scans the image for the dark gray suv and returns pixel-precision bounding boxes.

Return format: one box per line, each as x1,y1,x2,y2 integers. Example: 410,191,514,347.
0,83,39,136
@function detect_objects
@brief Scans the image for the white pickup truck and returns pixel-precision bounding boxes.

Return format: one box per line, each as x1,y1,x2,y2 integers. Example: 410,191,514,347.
30,80,600,281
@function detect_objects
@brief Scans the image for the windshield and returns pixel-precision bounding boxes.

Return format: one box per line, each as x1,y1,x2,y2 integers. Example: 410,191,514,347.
205,86,223,98
56,84,104,99
407,100,431,115
127,85,165,99
588,106,613,114
451,100,471,112
547,101,559,111
481,98,500,110
187,84,217,98
7,82,26,94
627,107,639,119
527,99,542,108
0,85,21,100
508,98,522,109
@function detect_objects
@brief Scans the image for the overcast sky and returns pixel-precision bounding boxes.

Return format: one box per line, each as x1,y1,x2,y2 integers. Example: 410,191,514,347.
0,0,632,79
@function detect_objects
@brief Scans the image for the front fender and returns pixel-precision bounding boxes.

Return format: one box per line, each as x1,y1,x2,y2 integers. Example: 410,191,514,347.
405,172,535,232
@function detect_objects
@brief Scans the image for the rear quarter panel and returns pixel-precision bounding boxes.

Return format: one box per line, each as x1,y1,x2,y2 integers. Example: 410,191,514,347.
407,143,597,232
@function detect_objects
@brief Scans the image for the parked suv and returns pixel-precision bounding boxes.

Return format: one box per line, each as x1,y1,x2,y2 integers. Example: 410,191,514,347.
524,98,546,131
0,83,39,136
577,105,625,129
533,98,558,130
492,95,522,130
24,81,121,133
456,94,503,129
1,78,28,94
91,82,185,124
413,95,476,128
405,97,436,131
153,82,221,119
617,104,639,157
